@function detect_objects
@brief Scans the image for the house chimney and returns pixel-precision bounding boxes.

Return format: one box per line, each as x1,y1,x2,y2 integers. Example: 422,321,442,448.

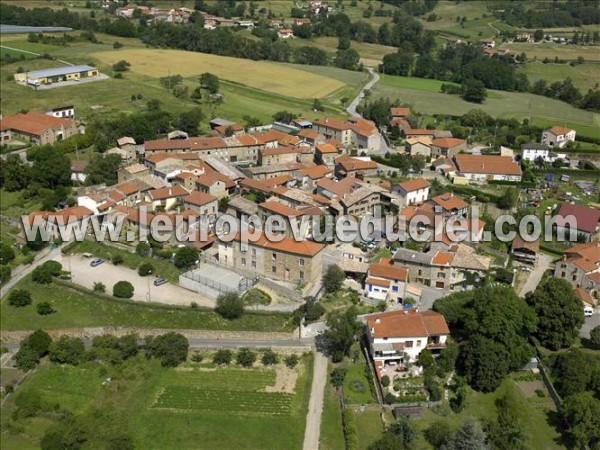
375,318,381,324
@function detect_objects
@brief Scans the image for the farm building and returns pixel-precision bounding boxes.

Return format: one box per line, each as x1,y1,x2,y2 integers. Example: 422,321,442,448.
0,111,79,145
14,65,99,86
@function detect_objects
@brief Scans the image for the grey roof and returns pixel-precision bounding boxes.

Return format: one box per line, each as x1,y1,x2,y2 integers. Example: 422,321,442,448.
203,156,246,180
26,65,96,79
393,248,433,265
521,143,550,150
209,118,234,127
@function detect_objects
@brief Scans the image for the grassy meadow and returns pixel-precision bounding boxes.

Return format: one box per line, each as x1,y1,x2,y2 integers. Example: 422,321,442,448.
504,42,600,62
1,353,313,449
521,61,600,91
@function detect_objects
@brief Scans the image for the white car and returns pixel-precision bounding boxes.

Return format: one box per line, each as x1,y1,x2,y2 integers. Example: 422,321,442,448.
584,306,594,317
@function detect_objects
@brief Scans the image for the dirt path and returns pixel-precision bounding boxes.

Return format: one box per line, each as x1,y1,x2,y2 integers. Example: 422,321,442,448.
303,351,328,450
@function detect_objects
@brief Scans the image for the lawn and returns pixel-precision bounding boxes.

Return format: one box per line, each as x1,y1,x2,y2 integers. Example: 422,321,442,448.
355,409,385,450
342,344,377,405
0,276,293,332
1,353,313,449
319,368,345,450
503,42,600,62
521,61,600,92
0,189,42,219
92,48,346,98
375,74,600,138
414,373,562,450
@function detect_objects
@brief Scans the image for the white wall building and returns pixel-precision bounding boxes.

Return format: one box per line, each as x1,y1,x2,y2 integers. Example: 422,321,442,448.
394,178,430,208
541,126,576,148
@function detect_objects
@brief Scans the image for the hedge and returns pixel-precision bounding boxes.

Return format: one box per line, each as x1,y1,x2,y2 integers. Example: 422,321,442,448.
488,180,536,188
342,407,358,450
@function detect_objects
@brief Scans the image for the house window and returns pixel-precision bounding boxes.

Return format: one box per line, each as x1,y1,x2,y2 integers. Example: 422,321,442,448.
561,272,566,277
241,258,246,265
572,275,577,281
272,266,277,273
272,253,277,261
418,269,422,276
299,271,304,279
405,341,413,348
252,248,256,256
392,286,398,292
251,261,256,269
299,258,305,266
417,340,422,346
438,272,446,278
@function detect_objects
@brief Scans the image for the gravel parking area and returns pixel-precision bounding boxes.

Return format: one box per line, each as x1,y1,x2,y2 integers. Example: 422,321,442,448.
56,254,215,308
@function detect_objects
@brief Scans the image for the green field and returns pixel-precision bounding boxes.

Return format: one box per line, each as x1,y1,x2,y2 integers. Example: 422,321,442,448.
1,354,313,449
374,74,600,138
319,368,345,450
0,276,293,332
504,42,600,62
521,61,600,91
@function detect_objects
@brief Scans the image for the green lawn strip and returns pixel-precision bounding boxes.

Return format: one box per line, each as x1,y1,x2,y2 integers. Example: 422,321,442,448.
342,344,377,405
319,368,345,450
355,409,386,450
0,276,293,332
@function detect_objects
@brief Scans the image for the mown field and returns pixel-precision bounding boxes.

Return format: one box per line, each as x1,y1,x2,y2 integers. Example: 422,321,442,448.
0,276,294,332
504,42,600,62
521,61,600,91
1,354,313,449
374,74,600,138
92,48,345,98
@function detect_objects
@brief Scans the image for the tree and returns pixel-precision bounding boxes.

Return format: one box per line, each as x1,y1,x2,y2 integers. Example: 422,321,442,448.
526,278,584,350
461,78,487,103
330,367,346,388
497,187,519,209
425,421,453,448
324,307,361,362
112,60,130,72
380,52,414,76
284,354,299,368
36,302,55,315
49,336,85,365
136,242,151,256
24,330,52,357
15,345,40,371
199,72,219,94
236,347,256,367
145,332,189,367
137,262,154,276
533,29,544,41
490,391,528,450
334,48,360,71
272,110,296,124
215,292,245,319
0,154,30,191
553,349,598,397
0,243,15,264
262,349,278,365
8,289,32,307
440,419,490,450
561,392,600,449
0,264,11,284
84,153,122,186
174,246,198,269
113,281,134,298
213,349,233,365
322,264,345,293
369,417,418,450
31,266,53,284
312,98,324,111
590,325,600,347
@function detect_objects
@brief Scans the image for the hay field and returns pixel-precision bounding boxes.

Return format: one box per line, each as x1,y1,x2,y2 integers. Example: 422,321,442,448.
92,48,345,98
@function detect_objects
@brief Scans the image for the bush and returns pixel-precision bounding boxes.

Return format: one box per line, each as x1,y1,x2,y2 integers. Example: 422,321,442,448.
8,289,32,307
0,264,11,284
111,254,124,265
49,336,85,365
215,292,244,319
236,347,257,367
262,349,278,366
323,264,345,293
31,266,52,284
93,282,106,293
284,354,299,368
191,353,204,363
385,392,398,404
41,261,62,276
535,389,546,398
145,332,188,367
36,302,55,315
174,247,198,269
381,375,390,387
590,325,600,347
137,262,154,276
343,407,358,450
136,242,151,257
330,367,347,388
213,349,232,365
15,345,40,371
113,281,134,298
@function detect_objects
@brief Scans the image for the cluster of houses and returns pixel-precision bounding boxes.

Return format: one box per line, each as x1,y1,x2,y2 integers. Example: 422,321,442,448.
115,3,194,23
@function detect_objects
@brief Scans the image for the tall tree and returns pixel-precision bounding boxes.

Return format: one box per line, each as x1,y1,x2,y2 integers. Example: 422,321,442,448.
561,392,600,449
324,306,361,362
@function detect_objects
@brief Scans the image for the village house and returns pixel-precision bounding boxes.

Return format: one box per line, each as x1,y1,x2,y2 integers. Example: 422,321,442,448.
394,178,430,208
218,230,325,285
406,136,433,159
194,172,235,199
298,129,325,147
315,142,340,167
334,155,378,179
293,165,333,191
403,129,436,139
145,186,190,211
366,309,450,370
313,118,353,146
182,191,218,216
554,242,600,304
390,107,412,120
427,193,469,217
453,154,522,182
553,203,600,242
365,258,409,304
258,199,322,238
259,146,301,166
25,206,94,240
347,117,379,152
70,160,88,183
245,162,304,180
511,235,539,265
520,143,557,163
541,126,576,148
46,105,75,120
0,111,79,145
430,137,467,158
278,28,294,39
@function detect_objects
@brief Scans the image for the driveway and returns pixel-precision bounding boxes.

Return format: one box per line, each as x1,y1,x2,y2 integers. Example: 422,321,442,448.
303,351,328,450
56,254,215,308
519,254,553,297
580,311,600,339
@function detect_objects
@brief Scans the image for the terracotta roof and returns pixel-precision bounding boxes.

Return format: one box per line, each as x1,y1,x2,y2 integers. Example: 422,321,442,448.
255,130,301,146
316,143,339,154
296,165,332,179
71,160,88,172
575,288,594,306
404,129,435,136
124,163,148,174
431,137,466,148
235,134,260,146
586,272,600,284
430,193,468,212
190,136,227,151
432,252,454,266
406,136,433,146
390,117,410,129
390,107,411,117
298,129,320,140
571,257,598,273
547,126,574,136
195,172,235,189
348,117,377,137
144,139,192,152
511,234,539,253
184,191,217,207
366,277,391,288
366,309,449,339
317,177,362,197
27,205,93,226
259,200,319,217
214,123,243,135
369,261,408,281
556,204,600,234
148,185,189,200
313,118,351,131
229,230,325,256
564,242,600,263
397,178,429,193
144,152,199,164
116,181,142,196
454,154,521,176
335,155,377,172
0,111,73,136
261,145,301,157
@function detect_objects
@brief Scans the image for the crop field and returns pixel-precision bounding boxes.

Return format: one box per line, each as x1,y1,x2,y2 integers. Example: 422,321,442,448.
521,61,600,91
375,74,600,138
92,48,345,98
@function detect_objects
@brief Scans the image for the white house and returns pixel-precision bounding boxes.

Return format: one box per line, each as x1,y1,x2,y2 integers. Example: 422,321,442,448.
365,259,409,304
366,309,450,369
394,178,430,208
541,126,576,148
521,143,556,163
145,185,189,211
183,191,218,216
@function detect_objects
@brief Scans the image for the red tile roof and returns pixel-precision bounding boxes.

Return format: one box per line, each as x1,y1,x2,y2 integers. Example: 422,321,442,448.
313,118,351,131
390,107,411,117
366,309,449,339
431,137,466,148
316,143,339,154
148,185,189,200
296,165,332,179
335,155,377,172
404,129,436,136
229,230,325,256
184,191,217,207
430,193,469,212
556,204,600,234
454,154,521,176
0,111,73,136
397,178,429,193
548,126,574,136
369,261,408,282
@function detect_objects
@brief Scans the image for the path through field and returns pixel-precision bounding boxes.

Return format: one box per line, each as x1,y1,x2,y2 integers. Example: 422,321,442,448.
303,351,328,450
0,44,74,66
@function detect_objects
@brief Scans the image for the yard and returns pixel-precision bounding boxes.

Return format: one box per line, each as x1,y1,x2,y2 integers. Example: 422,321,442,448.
0,276,293,332
341,343,378,405
1,353,313,449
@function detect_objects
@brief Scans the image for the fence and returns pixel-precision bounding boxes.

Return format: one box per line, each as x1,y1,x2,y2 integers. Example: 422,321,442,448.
536,356,563,410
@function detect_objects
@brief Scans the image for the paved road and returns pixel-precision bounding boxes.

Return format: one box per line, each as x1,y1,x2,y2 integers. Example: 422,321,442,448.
0,246,62,299
519,253,553,297
580,311,600,339
346,67,380,117
303,351,328,450
0,45,74,67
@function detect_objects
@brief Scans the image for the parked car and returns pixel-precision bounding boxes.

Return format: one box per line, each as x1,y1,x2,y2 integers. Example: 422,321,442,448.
90,258,105,267
584,306,594,317
153,278,167,287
